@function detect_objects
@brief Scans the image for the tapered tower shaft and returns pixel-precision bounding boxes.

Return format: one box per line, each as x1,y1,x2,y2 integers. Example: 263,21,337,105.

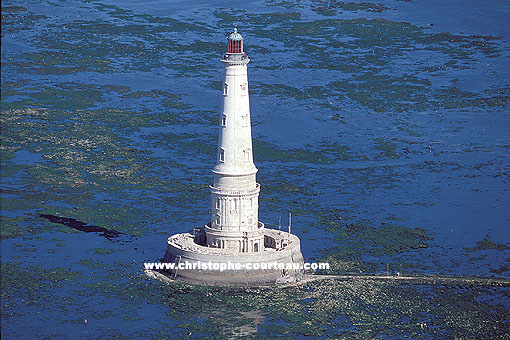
205,28,263,253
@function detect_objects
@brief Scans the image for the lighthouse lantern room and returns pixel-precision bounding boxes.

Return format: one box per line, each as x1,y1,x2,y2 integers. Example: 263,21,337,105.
227,27,243,54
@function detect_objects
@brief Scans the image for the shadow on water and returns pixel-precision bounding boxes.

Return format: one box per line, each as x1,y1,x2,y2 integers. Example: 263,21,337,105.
39,214,129,241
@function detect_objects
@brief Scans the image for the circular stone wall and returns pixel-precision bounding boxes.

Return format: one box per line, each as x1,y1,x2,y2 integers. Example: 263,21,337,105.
163,229,304,285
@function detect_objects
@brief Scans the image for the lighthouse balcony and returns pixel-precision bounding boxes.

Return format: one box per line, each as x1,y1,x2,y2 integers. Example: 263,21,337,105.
221,54,250,65
210,182,260,196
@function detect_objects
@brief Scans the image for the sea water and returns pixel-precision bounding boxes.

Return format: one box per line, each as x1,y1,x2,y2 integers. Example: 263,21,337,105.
1,0,509,338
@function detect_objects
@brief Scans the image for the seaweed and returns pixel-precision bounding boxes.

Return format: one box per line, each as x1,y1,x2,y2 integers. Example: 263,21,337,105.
468,239,510,252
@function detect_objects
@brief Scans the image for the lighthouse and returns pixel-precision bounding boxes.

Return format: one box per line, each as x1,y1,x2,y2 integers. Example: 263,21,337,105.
163,28,304,285
206,28,264,253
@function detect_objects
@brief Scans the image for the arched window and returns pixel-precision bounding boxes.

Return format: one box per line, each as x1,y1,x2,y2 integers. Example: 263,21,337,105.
243,148,251,162
219,148,225,162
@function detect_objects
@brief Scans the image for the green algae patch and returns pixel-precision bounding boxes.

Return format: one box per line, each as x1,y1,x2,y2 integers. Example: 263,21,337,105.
0,216,28,239
490,265,510,275
307,1,392,14
80,259,106,268
318,141,353,160
122,90,158,99
243,15,508,113
2,6,28,13
1,4,48,35
374,138,400,159
253,139,334,164
90,248,115,255
0,106,185,237
317,212,432,274
1,262,82,314
134,271,509,339
468,238,510,252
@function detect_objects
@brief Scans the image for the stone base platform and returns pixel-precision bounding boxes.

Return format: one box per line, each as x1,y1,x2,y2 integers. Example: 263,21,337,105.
163,228,304,286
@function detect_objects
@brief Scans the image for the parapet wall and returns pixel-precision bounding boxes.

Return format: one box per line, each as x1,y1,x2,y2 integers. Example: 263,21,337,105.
164,228,304,285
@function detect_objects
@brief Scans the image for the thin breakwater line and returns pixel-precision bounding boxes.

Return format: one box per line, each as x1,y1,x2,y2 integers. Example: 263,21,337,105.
299,274,510,287
145,269,510,287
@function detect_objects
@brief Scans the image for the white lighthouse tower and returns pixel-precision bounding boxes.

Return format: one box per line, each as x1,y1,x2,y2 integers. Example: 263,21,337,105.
164,28,304,285
206,28,264,253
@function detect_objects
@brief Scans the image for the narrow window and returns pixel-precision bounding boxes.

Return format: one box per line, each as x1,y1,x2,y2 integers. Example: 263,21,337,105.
216,197,220,209
241,114,249,127
243,148,250,162
221,113,227,127
240,83,247,96
219,148,225,162
223,82,229,96
216,215,220,225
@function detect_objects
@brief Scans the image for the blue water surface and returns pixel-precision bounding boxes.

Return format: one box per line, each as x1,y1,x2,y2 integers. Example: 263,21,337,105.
1,0,509,338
